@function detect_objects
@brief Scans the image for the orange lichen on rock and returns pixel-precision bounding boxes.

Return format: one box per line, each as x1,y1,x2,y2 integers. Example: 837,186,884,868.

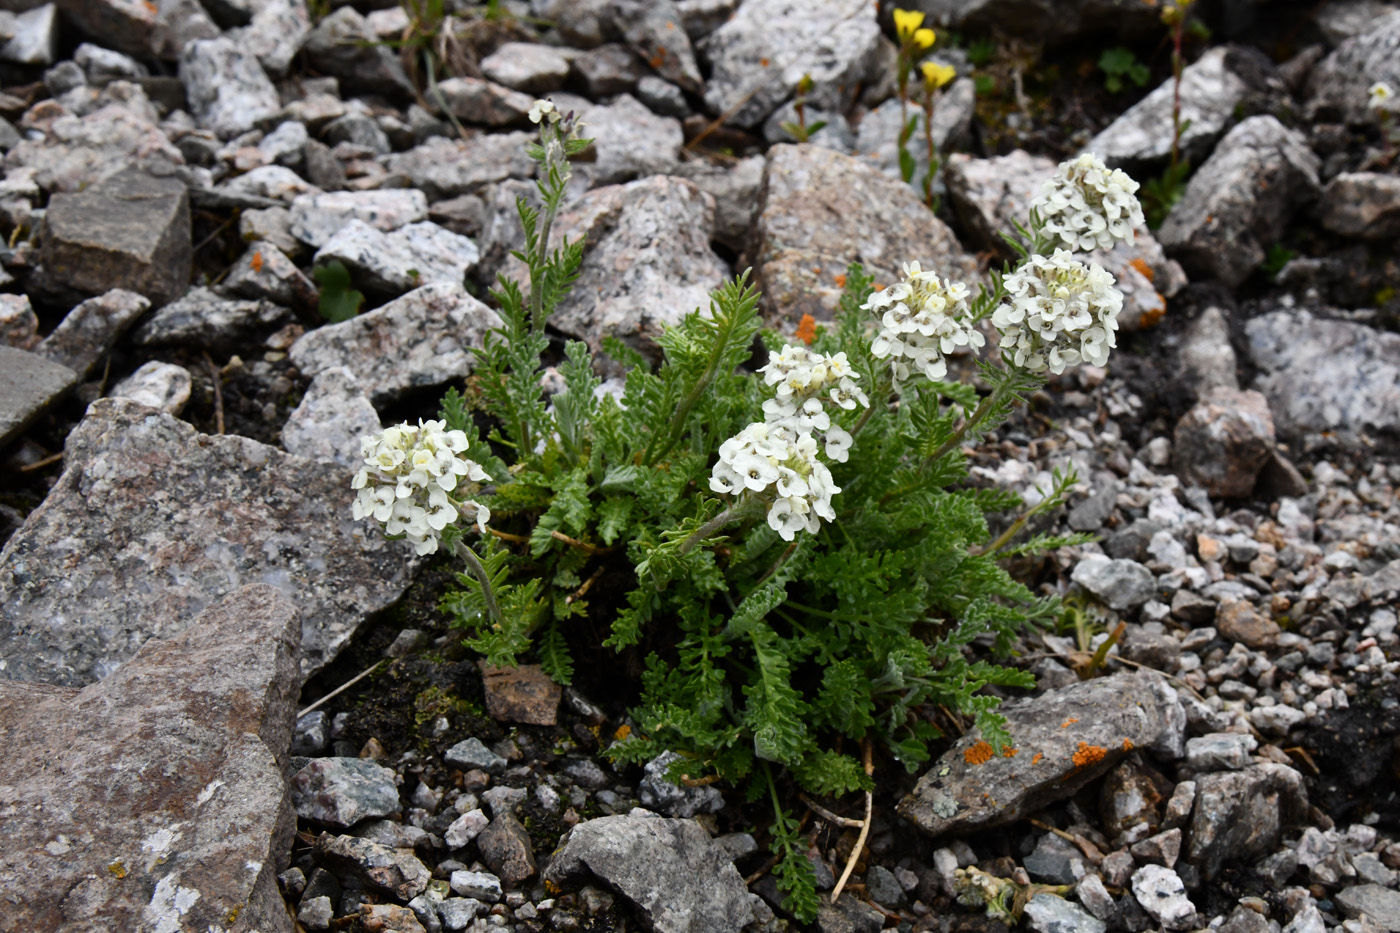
613,724,631,741
1002,746,1018,757
964,740,995,765
795,313,817,345
1123,738,1135,751
1060,718,1079,728
834,273,847,288
1072,741,1107,767
1031,752,1043,764
1129,257,1155,282
250,250,264,272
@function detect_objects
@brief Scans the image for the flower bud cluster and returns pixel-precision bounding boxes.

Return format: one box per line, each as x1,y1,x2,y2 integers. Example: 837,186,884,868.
710,347,869,541
992,249,1123,375
1032,153,1145,252
862,261,984,388
352,420,491,556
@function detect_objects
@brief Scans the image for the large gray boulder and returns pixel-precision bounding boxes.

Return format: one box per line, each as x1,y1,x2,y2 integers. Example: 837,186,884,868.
545,814,755,933
0,398,416,687
0,584,301,933
1306,10,1400,122
1157,116,1320,288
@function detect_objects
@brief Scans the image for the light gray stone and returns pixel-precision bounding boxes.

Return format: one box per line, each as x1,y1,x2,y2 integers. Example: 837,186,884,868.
34,289,149,378
226,243,318,310
228,0,311,78
480,42,572,94
444,809,489,849
74,43,146,84
109,361,192,414
899,672,1182,836
636,75,690,117
700,0,881,129
1179,306,1239,396
436,77,535,126
303,7,414,98
639,751,725,818
291,757,401,828
0,294,38,350
1317,172,1400,239
314,833,431,901
753,143,978,327
1072,556,1156,609
315,220,478,296
132,286,290,347
385,133,535,200
545,814,754,933
613,0,702,93
1086,47,1249,168
180,37,281,140
257,120,311,167
5,98,183,193
0,397,416,685
1185,732,1257,771
671,154,765,251
1025,893,1107,933
289,282,501,404
1316,0,1400,46
1131,865,1195,931
324,113,389,156
1245,308,1400,435
41,167,191,308
220,165,322,204
510,175,727,361
437,898,482,930
299,895,333,930
1158,116,1321,287
444,737,507,775
1336,885,1400,930
853,79,976,180
289,189,429,249
281,367,381,468
448,870,502,903
1307,11,1400,123
1,3,57,66
578,94,684,185
240,205,304,259
291,710,330,757
0,584,300,933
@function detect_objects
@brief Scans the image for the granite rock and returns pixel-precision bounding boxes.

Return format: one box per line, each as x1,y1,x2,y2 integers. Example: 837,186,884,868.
612,0,703,93
280,367,381,468
34,289,149,378
436,77,535,126
289,189,430,249
0,398,416,686
0,346,77,453
479,42,572,93
1131,865,1196,931
291,758,402,828
1316,172,1400,239
0,584,300,933
314,833,431,901
110,361,192,414
228,0,311,78
314,220,479,296
180,36,281,140
385,133,535,200
5,99,184,193
1072,556,1157,609
1187,764,1308,880
131,286,290,348
545,814,754,933
1306,11,1400,123
1173,387,1276,498
289,282,501,404
638,751,725,818
303,7,414,98
579,93,684,185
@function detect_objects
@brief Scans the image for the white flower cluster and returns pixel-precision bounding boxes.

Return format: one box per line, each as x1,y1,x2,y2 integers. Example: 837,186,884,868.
862,261,985,387
1370,81,1395,112
1032,153,1145,252
710,346,869,541
352,420,491,556
710,420,841,541
992,249,1123,375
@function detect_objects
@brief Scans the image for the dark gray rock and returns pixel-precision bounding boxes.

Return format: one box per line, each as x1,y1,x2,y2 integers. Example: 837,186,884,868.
636,75,690,117
0,398,415,686
475,812,535,884
1335,884,1400,930
180,36,281,140
291,757,401,828
571,43,645,97
0,294,38,350
899,673,1181,836
671,154,765,252
911,0,1161,46
0,584,300,933
506,175,726,361
289,282,501,405
753,143,979,327
301,138,346,192
814,894,884,933
1306,11,1400,123
1317,172,1400,239
545,814,754,933
225,243,318,311
529,0,618,47
1173,387,1276,499
700,0,881,129
33,289,149,379
612,0,702,93
323,113,390,157
864,865,904,909
436,77,535,126
131,286,290,348
1157,116,1321,288
0,346,78,449
303,8,414,98
313,833,431,901
1187,764,1307,880
1245,308,1400,435
292,710,331,757
41,167,191,308
638,751,724,818
1025,832,1086,885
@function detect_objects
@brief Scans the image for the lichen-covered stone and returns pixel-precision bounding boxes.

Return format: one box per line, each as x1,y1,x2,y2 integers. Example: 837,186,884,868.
0,584,301,933
0,398,415,686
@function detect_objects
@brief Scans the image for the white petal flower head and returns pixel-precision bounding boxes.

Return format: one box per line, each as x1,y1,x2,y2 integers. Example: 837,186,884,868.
1032,153,1145,252
528,98,559,124
351,420,491,553
863,264,978,389
996,249,1123,375
1370,81,1395,111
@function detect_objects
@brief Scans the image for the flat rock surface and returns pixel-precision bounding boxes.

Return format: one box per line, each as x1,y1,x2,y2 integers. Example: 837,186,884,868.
544,814,754,933
0,398,415,686
0,584,300,933
753,143,979,327
898,672,1181,836
289,282,502,404
0,346,78,450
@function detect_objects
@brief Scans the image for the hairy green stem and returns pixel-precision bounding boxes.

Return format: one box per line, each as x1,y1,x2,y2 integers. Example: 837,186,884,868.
642,321,733,468
923,377,1014,468
454,540,507,633
678,499,764,556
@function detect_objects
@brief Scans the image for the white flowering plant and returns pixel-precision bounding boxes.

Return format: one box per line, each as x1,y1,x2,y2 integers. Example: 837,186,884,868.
349,105,1141,921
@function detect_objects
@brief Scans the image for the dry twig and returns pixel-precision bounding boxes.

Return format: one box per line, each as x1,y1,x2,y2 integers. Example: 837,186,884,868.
830,738,875,902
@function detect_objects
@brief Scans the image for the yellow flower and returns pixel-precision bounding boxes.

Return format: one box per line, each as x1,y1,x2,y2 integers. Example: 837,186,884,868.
913,27,936,51
921,61,956,90
893,8,925,40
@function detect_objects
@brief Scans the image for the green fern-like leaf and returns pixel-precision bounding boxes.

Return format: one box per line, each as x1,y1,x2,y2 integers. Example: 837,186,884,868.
743,625,810,766
792,749,875,796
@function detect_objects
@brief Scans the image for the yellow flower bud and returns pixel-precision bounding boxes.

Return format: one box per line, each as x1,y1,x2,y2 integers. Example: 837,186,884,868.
893,8,925,40
913,27,936,51
921,61,956,90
